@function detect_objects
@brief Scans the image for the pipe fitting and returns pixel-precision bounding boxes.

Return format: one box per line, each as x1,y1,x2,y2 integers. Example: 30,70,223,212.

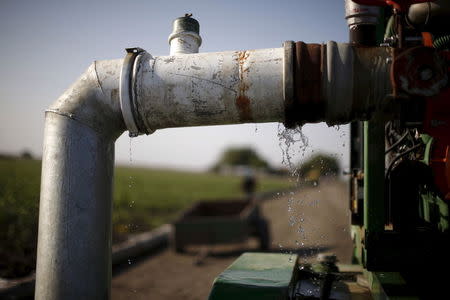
119,47,152,136
283,41,392,127
130,47,286,132
168,14,202,55
345,0,381,28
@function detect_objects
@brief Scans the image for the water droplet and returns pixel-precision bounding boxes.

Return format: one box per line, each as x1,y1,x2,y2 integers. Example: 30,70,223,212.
129,137,133,164
277,124,308,173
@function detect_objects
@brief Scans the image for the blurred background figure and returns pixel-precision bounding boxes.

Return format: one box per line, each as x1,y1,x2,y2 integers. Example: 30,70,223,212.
242,168,257,201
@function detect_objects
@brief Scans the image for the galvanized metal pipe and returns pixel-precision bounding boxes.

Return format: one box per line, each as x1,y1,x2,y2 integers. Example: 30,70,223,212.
134,48,285,132
36,42,392,299
168,15,202,55
35,61,124,300
123,44,392,134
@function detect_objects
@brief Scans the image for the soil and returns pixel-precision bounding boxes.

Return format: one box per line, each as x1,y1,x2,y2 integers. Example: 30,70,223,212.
112,179,353,300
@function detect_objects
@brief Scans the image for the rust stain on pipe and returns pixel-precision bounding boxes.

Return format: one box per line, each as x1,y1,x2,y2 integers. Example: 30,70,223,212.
236,51,253,122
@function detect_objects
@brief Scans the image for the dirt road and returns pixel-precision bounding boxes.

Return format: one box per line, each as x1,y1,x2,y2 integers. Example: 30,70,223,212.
112,179,352,300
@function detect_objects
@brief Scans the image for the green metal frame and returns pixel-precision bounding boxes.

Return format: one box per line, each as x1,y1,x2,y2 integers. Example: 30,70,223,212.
208,253,298,300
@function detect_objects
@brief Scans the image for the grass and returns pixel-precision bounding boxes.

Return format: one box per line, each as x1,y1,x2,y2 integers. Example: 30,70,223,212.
0,157,292,278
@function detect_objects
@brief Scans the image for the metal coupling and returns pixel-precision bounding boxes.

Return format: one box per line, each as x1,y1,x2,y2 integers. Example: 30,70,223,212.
283,41,325,128
344,0,381,28
119,47,152,136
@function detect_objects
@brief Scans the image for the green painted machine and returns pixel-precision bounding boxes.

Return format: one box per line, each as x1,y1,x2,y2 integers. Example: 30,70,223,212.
209,1,450,299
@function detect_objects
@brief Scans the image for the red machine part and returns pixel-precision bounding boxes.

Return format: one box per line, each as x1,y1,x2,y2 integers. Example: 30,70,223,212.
352,0,434,11
423,51,450,201
391,46,448,97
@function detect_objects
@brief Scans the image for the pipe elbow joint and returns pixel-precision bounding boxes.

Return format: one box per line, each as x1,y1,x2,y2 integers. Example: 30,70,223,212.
47,60,126,140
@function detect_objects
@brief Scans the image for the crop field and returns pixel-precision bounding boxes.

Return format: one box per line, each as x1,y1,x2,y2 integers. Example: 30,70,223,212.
0,157,291,278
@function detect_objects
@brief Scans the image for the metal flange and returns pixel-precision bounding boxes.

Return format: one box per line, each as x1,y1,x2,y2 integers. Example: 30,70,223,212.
120,47,147,137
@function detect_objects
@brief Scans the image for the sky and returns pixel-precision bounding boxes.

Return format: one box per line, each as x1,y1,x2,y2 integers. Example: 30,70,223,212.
0,0,350,171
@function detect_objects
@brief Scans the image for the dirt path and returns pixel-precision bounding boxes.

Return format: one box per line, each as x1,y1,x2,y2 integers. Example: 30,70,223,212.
112,179,352,300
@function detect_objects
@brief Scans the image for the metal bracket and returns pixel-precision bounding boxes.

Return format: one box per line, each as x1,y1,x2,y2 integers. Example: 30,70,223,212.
120,47,146,137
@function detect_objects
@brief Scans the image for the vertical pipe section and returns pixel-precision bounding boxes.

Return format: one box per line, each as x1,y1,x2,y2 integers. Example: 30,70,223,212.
35,61,124,300
36,115,115,299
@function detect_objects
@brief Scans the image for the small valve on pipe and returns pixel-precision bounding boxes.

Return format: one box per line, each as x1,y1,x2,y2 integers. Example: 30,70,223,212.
168,14,202,55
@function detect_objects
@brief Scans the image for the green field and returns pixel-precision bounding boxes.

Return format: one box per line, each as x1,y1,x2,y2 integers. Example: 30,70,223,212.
0,158,291,278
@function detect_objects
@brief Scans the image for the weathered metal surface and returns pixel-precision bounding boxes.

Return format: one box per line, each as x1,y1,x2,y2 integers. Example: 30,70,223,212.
47,60,125,137
323,42,355,125
134,47,285,131
236,50,253,122
208,253,297,300
168,14,202,55
352,46,392,119
36,60,124,300
36,115,116,300
116,43,395,134
169,34,202,56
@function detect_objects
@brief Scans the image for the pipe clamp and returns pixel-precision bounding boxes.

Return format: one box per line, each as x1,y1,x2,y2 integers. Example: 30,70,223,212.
120,47,147,137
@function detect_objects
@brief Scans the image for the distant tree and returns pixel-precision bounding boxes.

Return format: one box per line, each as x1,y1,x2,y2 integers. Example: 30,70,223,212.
20,150,33,159
212,147,269,171
298,153,340,178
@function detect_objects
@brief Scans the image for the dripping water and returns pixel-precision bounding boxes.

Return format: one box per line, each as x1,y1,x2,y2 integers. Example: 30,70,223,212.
277,124,309,176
